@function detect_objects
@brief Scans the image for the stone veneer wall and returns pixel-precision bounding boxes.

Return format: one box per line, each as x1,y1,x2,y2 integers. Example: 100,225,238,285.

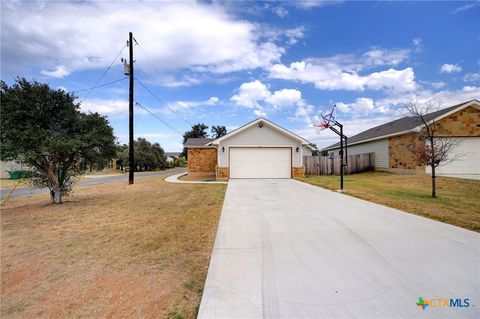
216,167,229,180
432,106,480,137
187,148,217,175
292,167,304,178
388,105,480,170
388,134,421,170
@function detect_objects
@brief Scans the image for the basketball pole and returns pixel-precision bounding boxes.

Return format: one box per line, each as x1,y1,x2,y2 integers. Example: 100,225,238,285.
325,121,348,192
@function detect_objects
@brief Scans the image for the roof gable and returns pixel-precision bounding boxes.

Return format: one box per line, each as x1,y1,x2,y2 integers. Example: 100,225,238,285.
323,99,479,150
184,138,214,148
211,117,314,147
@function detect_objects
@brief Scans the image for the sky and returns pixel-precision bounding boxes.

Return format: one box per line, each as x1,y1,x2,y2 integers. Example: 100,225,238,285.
1,0,479,151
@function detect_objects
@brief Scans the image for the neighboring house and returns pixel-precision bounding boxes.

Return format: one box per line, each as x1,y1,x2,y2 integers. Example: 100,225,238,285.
184,118,315,180
323,99,480,180
165,152,181,162
0,160,28,179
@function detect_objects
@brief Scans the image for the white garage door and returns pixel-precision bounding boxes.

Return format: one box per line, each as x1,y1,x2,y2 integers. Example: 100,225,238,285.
230,148,291,179
426,137,480,180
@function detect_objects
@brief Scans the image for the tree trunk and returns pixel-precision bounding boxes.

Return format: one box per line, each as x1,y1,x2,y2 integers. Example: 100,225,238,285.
47,168,63,204
430,137,436,198
52,188,62,204
431,164,436,198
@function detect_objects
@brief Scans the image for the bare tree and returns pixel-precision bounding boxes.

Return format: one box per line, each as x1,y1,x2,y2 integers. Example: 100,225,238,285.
405,99,460,197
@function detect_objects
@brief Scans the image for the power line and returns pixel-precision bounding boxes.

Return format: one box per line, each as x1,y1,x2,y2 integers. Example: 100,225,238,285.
72,77,128,94
135,102,184,136
134,77,193,126
81,44,127,100
132,40,194,126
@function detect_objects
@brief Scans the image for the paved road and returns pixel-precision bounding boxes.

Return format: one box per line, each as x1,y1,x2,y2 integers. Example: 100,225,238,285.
0,167,186,200
198,179,479,319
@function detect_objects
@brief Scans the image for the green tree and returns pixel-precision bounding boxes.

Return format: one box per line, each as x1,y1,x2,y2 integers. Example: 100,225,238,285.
1,78,116,203
211,125,227,139
115,144,128,171
120,138,166,171
181,123,209,158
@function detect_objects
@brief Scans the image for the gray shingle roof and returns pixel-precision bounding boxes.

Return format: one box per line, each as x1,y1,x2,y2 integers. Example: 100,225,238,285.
184,138,214,147
323,100,476,151
165,152,181,157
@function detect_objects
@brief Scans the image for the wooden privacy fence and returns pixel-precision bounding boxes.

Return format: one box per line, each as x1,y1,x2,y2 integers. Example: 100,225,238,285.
304,153,375,175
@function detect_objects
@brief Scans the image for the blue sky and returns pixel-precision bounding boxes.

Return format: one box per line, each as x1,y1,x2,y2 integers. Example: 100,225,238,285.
1,0,479,151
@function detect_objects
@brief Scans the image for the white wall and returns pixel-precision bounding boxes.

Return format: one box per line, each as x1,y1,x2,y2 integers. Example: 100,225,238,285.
218,123,304,167
426,137,480,180
329,139,389,169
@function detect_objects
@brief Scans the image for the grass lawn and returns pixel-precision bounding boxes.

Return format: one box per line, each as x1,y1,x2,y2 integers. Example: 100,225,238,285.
1,176,226,318
298,172,480,232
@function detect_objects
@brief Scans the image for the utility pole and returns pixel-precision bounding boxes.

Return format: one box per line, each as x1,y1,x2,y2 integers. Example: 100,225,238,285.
128,32,134,185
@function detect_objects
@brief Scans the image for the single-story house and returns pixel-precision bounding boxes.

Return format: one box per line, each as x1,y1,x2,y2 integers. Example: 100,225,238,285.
165,152,181,162
184,118,315,180
323,99,480,180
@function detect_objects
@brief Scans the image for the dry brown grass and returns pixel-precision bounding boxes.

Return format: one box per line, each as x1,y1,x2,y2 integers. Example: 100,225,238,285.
1,176,226,318
298,172,480,232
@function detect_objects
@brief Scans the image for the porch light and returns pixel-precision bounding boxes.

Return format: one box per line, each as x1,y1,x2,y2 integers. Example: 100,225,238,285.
222,146,225,152
296,147,299,152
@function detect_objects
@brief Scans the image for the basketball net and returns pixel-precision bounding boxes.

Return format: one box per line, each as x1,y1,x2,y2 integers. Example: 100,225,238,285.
313,104,336,135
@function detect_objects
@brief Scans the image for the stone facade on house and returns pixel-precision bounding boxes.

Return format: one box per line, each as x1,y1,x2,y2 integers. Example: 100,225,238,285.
292,167,304,178
187,148,217,175
388,134,422,170
216,167,229,180
432,106,480,137
389,106,480,171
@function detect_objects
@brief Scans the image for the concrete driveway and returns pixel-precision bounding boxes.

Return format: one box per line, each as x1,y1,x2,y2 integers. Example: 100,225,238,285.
198,179,479,319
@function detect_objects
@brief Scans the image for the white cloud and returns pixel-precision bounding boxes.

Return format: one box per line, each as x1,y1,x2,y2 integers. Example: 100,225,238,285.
273,7,289,18
285,27,305,45
295,0,344,9
452,1,479,13
336,97,376,116
270,60,416,92
231,80,271,108
412,37,423,52
231,80,306,118
1,1,286,79
361,48,410,67
80,99,129,118
431,81,446,89
440,63,462,73
81,96,219,119
167,96,219,112
464,72,480,82
40,65,70,78
266,88,302,109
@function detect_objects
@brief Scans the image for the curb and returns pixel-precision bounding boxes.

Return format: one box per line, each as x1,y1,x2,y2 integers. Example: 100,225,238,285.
165,173,228,184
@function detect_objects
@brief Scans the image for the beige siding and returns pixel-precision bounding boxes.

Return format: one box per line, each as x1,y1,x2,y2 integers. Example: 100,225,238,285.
302,146,312,157
218,123,304,167
330,139,388,169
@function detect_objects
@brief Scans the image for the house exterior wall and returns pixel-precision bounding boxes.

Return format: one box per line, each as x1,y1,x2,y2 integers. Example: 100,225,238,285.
388,106,480,172
432,106,480,137
330,139,389,169
302,146,312,157
388,133,422,170
218,123,304,167
187,148,217,175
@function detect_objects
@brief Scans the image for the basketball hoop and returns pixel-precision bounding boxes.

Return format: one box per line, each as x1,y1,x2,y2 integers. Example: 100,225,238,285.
313,122,330,134
313,104,336,135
